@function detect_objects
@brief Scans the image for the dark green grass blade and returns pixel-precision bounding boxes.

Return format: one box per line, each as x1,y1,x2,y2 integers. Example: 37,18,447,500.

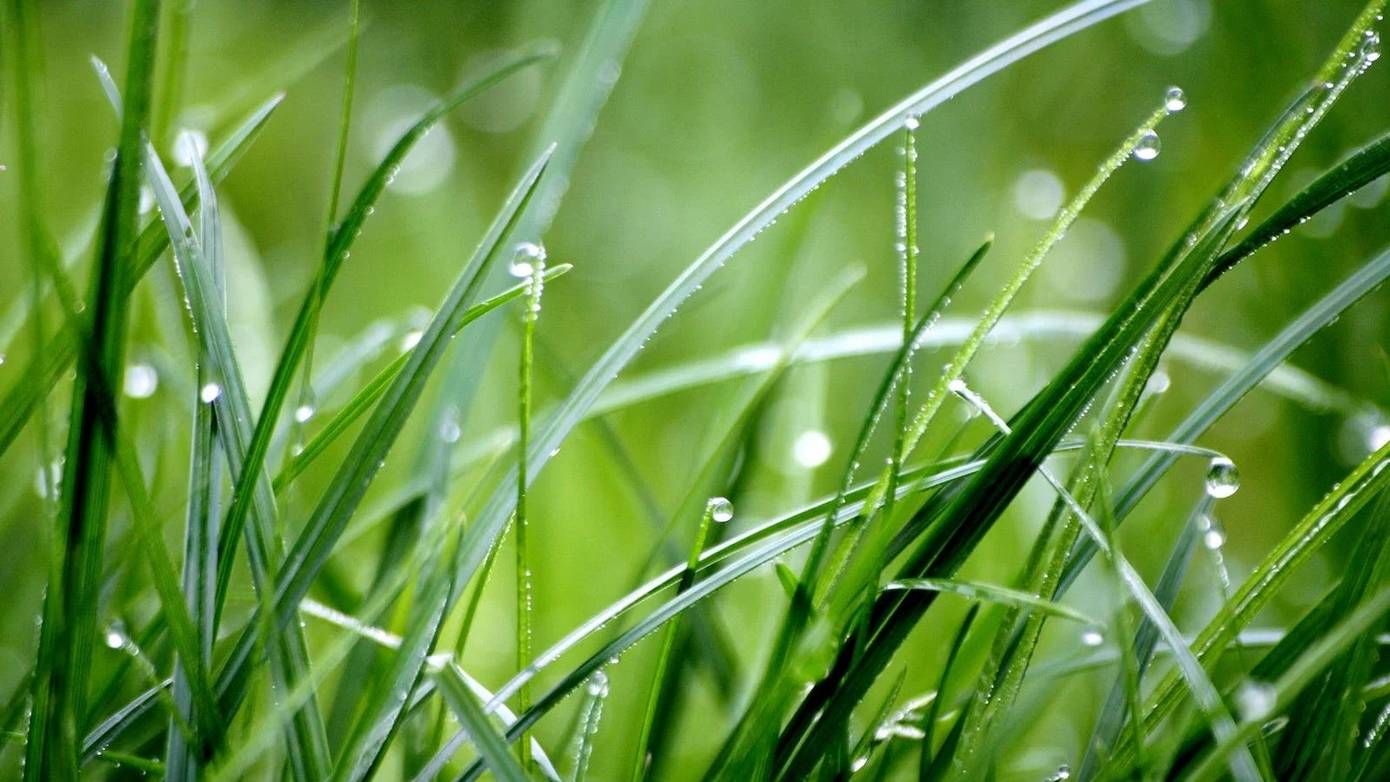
211,49,551,624
439,0,1150,654
24,3,158,779
209,147,552,776
0,93,282,459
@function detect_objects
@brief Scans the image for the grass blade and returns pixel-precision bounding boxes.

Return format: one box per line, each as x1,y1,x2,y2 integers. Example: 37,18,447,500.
24,3,159,778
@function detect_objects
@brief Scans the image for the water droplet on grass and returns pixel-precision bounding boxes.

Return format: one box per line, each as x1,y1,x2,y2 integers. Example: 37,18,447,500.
707,496,734,523
1081,629,1104,647
511,241,547,277
1164,86,1187,111
199,382,222,403
1205,456,1240,498
294,405,315,423
793,430,832,468
1236,680,1276,720
123,363,158,399
1133,130,1161,161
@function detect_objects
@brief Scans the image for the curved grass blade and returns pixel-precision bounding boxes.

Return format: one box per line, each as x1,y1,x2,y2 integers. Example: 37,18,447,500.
882,579,1096,626
24,4,158,778
442,0,1154,637
771,4,1387,772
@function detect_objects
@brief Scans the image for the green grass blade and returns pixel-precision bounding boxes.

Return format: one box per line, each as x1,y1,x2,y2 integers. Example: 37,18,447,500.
24,3,159,778
211,48,551,620
442,0,1151,640
882,579,1097,626
213,147,552,780
434,664,529,782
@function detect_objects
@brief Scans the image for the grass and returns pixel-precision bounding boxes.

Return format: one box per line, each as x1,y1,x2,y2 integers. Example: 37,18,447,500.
4,0,1390,779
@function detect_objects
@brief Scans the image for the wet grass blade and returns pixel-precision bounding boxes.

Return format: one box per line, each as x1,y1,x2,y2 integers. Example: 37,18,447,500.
881,579,1097,625
24,3,158,778
441,0,1152,646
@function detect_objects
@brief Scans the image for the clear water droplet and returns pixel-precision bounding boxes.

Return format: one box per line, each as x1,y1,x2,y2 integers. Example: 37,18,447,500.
707,496,734,523
1133,130,1161,161
792,430,832,468
199,382,222,403
1236,680,1276,721
294,405,315,423
1046,764,1072,782
1203,528,1226,550
439,417,462,443
1081,629,1104,647
1205,456,1240,498
903,115,919,131
1164,86,1187,111
104,626,127,649
123,363,159,399
1363,30,1382,62
510,241,547,277
1368,424,1390,452
400,330,423,351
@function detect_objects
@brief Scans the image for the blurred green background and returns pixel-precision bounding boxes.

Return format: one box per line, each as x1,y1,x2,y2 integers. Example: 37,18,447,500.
3,0,1390,777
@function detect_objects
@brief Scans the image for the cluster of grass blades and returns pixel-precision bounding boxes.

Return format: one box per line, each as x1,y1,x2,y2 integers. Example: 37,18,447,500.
5,0,1390,779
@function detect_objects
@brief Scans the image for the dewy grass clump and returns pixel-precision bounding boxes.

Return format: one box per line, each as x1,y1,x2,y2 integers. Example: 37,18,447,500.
3,0,1390,779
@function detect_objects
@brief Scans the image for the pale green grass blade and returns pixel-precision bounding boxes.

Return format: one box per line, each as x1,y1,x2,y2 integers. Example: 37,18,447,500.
435,664,528,782
108,63,332,778
882,579,1097,625
514,253,546,772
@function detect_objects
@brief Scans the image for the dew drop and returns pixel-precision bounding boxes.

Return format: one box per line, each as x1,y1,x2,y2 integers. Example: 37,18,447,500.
1133,130,1161,161
1205,456,1240,499
1046,764,1072,782
792,430,833,468
1081,629,1104,647
707,496,734,523
123,363,159,399
510,241,547,278
439,417,462,443
1363,30,1382,63
104,627,127,649
1236,680,1276,721
199,382,222,403
586,670,610,697
400,330,423,351
1164,86,1187,111
1369,424,1390,452
294,404,315,423
903,115,920,131
1203,528,1226,550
